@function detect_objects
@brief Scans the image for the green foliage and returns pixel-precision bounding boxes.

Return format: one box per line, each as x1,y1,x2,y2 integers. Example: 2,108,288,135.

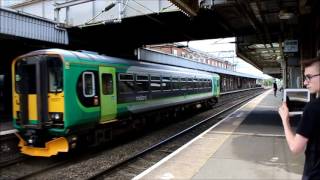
263,79,273,87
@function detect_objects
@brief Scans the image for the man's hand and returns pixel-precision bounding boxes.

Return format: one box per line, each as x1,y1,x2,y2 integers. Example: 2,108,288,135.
279,102,289,123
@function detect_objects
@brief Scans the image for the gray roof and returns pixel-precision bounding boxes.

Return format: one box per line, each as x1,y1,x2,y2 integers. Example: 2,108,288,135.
0,7,68,44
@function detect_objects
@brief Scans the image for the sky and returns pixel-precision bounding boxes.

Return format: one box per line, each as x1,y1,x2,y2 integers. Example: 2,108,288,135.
178,38,272,79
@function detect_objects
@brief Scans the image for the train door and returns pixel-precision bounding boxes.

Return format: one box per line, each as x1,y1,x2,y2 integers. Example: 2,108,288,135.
99,66,117,123
14,57,49,128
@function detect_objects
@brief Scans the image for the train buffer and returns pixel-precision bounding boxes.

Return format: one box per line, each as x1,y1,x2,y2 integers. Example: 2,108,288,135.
134,89,304,179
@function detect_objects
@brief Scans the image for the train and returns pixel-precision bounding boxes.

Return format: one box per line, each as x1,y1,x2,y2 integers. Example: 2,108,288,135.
12,49,220,157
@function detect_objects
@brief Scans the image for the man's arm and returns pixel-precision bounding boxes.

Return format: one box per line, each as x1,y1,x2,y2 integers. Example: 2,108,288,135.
279,102,308,154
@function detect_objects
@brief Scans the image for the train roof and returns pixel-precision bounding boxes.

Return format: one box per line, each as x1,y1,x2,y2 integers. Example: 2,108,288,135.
23,48,260,79
137,48,262,80
21,49,219,78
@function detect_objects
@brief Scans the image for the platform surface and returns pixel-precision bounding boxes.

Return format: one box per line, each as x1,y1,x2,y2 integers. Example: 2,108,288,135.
134,89,304,180
0,120,16,135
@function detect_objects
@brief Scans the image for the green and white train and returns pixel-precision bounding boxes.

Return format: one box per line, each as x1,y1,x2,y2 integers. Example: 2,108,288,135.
12,49,220,157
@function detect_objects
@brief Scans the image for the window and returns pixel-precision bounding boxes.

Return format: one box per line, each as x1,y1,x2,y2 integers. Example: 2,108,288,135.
150,75,161,91
193,78,199,89
47,57,63,93
151,76,160,81
119,73,134,81
136,75,149,92
162,76,171,91
136,75,148,81
83,72,95,97
102,74,113,95
15,62,36,94
172,77,180,90
187,78,193,89
15,56,63,94
76,71,99,107
197,79,202,89
118,73,135,94
173,49,178,56
181,78,187,90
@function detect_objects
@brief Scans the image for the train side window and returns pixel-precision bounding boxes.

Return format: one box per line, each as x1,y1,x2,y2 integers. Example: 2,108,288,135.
202,79,207,88
150,76,160,81
118,73,135,94
197,79,201,89
162,76,171,91
205,79,209,88
181,78,187,90
187,78,193,90
192,78,198,89
76,71,99,107
150,75,161,91
83,72,96,97
172,77,180,90
119,73,134,81
136,75,149,92
102,74,113,95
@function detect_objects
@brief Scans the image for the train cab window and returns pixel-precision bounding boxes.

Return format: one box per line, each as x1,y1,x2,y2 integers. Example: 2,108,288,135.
118,73,135,94
83,72,96,97
102,74,113,95
136,75,149,92
150,75,161,92
15,59,37,94
47,58,63,93
162,76,171,91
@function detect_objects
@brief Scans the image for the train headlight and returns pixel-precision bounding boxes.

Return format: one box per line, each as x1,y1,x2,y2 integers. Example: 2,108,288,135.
28,138,34,144
49,113,63,121
48,112,64,128
54,113,60,120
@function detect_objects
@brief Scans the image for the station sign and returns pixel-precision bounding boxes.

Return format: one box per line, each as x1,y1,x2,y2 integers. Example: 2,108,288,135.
284,40,298,53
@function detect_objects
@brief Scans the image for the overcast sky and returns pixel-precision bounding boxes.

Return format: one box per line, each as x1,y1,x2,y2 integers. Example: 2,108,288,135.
178,38,272,79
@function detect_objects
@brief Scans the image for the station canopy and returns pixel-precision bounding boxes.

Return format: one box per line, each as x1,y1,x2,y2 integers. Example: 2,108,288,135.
69,0,315,78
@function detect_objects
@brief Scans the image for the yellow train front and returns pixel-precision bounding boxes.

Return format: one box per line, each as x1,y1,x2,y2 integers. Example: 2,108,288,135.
12,51,69,157
12,49,220,157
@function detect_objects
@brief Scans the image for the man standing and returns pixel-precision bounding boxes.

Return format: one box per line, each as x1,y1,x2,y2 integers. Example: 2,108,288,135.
279,57,320,180
273,81,278,96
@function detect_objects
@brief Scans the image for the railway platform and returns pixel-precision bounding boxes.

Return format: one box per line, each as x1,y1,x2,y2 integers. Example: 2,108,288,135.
0,120,16,136
134,89,304,180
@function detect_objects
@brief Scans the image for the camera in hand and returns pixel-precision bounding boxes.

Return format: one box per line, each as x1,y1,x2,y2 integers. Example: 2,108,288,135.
283,89,310,116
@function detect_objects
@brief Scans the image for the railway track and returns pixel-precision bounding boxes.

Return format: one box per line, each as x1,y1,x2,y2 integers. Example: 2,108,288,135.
85,89,265,180
0,88,265,179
